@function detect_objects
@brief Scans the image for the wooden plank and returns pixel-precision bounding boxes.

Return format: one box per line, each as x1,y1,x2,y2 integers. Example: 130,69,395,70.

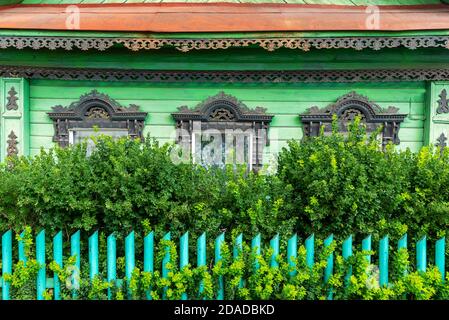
36,230,46,300
53,231,63,300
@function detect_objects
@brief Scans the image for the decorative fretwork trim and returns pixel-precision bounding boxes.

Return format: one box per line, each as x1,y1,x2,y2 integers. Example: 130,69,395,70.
437,89,449,114
2,66,449,84
5,86,18,111
6,130,18,157
300,91,407,148
47,89,147,147
0,36,449,52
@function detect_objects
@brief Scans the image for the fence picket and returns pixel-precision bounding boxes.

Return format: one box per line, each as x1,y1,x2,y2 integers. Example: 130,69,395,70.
36,230,45,300
89,231,99,280
107,233,116,300
362,235,371,264
379,236,389,287
233,233,244,289
251,233,261,271
215,233,225,300
2,230,12,300
53,231,63,300
70,230,81,298
416,236,427,272
342,235,352,285
162,232,171,300
180,232,189,300
324,234,334,300
270,234,279,268
398,234,407,250
436,237,446,281
144,232,154,300
287,234,297,278
305,234,314,269
197,232,206,297
18,230,27,264
125,231,135,299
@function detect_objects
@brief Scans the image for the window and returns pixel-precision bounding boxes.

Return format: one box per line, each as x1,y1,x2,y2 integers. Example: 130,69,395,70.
172,91,273,171
48,90,147,148
300,91,407,149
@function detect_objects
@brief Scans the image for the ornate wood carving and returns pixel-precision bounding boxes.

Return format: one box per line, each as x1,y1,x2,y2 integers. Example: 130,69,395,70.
0,36,449,52
300,91,407,148
6,86,18,111
6,130,18,157
2,66,449,84
437,89,449,114
47,89,147,147
436,133,448,148
172,91,273,169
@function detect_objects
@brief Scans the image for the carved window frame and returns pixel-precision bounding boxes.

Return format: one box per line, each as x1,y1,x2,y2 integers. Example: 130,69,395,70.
171,91,274,170
300,91,407,148
47,89,148,148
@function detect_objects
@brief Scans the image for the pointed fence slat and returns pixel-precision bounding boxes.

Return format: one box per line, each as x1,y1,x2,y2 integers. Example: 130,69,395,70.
71,230,81,297
379,236,389,287
53,231,63,300
107,233,116,300
144,232,154,300
416,236,427,272
18,231,27,264
89,231,99,280
362,235,371,264
197,232,206,297
398,234,407,250
324,234,334,300
270,234,279,268
180,232,189,300
233,233,244,289
305,234,314,269
162,232,171,300
251,233,261,271
215,233,225,300
287,234,297,278
36,230,46,300
2,230,12,300
342,235,352,285
125,231,135,282
436,237,445,281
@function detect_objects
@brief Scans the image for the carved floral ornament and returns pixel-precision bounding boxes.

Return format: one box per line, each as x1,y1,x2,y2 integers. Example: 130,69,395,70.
300,91,407,148
47,90,148,147
171,91,274,169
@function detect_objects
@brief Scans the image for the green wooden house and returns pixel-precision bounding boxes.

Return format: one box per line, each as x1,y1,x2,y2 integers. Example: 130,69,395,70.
1,0,449,170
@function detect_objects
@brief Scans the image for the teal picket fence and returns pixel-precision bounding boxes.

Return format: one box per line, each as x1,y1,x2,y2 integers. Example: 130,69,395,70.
0,230,446,300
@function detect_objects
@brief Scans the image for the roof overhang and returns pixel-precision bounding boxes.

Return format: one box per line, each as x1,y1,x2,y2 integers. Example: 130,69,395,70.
0,3,449,33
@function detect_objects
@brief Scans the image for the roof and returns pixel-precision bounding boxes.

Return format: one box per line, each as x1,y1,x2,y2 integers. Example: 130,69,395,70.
0,3,449,33
14,0,448,5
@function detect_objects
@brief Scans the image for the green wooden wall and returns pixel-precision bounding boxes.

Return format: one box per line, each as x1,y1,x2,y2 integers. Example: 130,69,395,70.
28,79,427,160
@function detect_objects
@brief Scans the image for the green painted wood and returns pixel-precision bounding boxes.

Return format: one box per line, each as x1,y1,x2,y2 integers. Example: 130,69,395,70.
251,233,261,271
416,236,427,272
107,233,116,300
305,234,314,269
270,234,279,268
215,233,225,300
36,230,46,300
379,236,389,287
180,232,189,300
144,231,154,300
2,230,12,300
323,234,334,300
342,235,352,286
53,231,63,300
287,234,297,278
233,233,244,289
18,230,27,264
162,232,171,300
362,235,371,264
88,231,99,280
197,232,206,297
435,237,445,281
70,230,80,297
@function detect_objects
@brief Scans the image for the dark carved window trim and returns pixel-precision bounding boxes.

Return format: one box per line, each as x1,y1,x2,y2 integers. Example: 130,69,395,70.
47,89,148,147
300,91,407,148
171,91,274,169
